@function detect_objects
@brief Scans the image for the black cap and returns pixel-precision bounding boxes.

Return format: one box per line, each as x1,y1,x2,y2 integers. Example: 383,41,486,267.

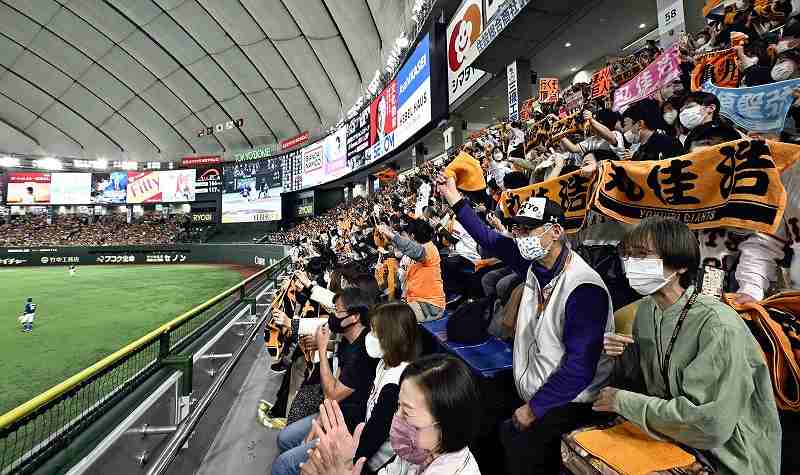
509,198,565,228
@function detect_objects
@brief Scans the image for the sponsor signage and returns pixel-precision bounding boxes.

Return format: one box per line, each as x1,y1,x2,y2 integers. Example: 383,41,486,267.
191,212,215,223
346,108,370,171
369,81,398,147
51,173,92,204
233,145,274,162
7,172,51,204
181,155,222,167
194,164,222,198
447,0,487,104
0,258,26,265
126,170,196,203
146,253,188,264
281,131,310,150
465,0,531,69
40,256,80,264
198,118,244,137
507,61,519,121
91,172,127,204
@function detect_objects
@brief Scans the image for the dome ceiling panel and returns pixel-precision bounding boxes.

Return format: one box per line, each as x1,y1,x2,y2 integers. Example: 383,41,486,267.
12,52,74,98
122,30,181,79
4,0,63,25
26,118,83,156
59,83,115,126
27,29,93,77
98,46,158,94
47,8,115,61
0,3,44,46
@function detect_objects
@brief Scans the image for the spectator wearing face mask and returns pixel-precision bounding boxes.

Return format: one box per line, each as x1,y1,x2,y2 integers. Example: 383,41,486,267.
600,218,781,475
560,109,627,159
680,92,742,153
625,99,684,161
438,175,613,475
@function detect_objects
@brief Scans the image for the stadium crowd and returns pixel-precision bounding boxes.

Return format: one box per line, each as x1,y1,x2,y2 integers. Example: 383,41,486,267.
0,213,184,246
261,4,800,475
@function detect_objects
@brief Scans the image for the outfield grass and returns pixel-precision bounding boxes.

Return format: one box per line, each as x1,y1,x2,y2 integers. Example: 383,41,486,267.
0,264,246,416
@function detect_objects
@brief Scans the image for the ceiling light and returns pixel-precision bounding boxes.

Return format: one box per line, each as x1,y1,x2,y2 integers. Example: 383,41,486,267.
121,161,137,171
93,159,107,170
1,156,20,168
396,36,409,48
35,157,62,170
639,23,646,29
565,42,572,47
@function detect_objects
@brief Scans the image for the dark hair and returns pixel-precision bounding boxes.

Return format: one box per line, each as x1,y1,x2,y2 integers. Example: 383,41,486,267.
334,287,371,323
620,217,700,289
400,354,480,454
682,91,720,121
683,123,741,151
372,303,419,367
410,219,433,244
503,171,529,190
350,273,380,305
626,99,663,131
594,109,619,131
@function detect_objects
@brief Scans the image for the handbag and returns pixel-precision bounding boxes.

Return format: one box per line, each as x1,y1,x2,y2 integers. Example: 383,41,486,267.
561,418,717,475
287,382,324,424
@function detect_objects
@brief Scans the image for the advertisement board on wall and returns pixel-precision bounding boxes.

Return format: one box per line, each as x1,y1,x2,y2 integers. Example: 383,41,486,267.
281,131,309,150
126,170,195,203
7,172,51,204
221,157,283,222
194,163,222,199
367,34,432,163
324,126,348,177
301,141,325,188
126,171,161,203
91,172,127,204
447,0,487,104
50,173,92,204
346,108,370,171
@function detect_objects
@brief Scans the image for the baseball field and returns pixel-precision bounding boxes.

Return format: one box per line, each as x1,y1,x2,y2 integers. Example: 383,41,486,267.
0,264,252,416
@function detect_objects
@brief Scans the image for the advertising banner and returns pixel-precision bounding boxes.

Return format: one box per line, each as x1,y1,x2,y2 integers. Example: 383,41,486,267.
447,0,487,104
180,155,221,167
395,34,432,146
300,141,325,188
194,163,223,199
126,171,161,203
232,145,274,162
507,61,519,121
160,169,196,202
324,126,348,176
281,131,309,150
50,173,92,204
701,78,800,133
221,157,283,222
7,172,51,204
613,45,681,111
346,108,370,170
91,172,127,204
369,81,398,146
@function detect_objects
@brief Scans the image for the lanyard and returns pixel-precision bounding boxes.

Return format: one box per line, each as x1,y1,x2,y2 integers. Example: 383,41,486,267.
654,291,698,398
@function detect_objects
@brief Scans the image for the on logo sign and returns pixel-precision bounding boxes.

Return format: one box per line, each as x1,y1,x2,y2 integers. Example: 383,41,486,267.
448,3,482,72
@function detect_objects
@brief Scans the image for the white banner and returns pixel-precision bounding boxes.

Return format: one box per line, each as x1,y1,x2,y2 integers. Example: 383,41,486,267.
507,61,519,121
447,0,487,104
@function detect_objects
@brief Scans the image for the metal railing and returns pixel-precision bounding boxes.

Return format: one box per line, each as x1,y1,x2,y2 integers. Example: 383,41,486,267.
0,257,288,475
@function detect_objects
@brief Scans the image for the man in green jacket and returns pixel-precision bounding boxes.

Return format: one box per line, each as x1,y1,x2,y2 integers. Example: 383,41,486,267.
596,217,781,475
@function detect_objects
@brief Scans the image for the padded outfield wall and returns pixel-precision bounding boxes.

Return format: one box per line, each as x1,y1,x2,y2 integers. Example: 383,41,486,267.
0,244,286,267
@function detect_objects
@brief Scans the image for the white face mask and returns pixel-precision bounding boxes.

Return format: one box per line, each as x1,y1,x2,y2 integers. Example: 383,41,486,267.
624,129,639,144
695,37,707,47
772,60,797,81
662,110,678,125
365,332,384,359
740,55,758,70
493,151,504,161
775,39,799,54
680,105,707,130
515,225,552,261
623,257,677,295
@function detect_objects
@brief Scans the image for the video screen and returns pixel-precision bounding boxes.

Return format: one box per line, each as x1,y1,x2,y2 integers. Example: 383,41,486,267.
51,173,91,204
126,170,195,203
221,157,283,222
6,172,51,204
91,172,127,204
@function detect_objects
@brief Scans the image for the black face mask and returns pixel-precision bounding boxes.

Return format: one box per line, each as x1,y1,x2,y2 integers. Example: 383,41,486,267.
328,313,355,334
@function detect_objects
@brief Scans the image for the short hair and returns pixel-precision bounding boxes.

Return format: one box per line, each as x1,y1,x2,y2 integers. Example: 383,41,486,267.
684,123,741,151
334,287,371,324
400,354,480,454
626,99,663,131
410,219,433,244
350,273,380,304
620,217,700,289
371,303,419,367
594,109,619,131
682,91,721,121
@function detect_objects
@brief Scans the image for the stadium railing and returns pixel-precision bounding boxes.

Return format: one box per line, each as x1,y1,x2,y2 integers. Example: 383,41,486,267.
0,256,289,475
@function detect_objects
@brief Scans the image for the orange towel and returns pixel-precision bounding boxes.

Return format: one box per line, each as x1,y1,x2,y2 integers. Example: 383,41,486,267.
444,151,486,192
574,421,695,475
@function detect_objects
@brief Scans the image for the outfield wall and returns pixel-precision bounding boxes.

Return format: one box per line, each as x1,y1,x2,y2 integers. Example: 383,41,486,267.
0,244,286,267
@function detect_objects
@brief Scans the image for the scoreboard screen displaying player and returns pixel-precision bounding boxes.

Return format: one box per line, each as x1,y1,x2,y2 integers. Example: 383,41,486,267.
221,157,283,223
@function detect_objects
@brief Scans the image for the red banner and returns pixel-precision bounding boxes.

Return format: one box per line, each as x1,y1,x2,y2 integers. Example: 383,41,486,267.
8,172,50,183
180,155,222,167
280,131,309,150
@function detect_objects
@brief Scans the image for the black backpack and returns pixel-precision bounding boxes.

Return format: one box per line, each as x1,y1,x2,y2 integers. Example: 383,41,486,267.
446,298,491,344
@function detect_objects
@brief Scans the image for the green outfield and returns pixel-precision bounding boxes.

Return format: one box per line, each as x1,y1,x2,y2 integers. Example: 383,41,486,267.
0,264,247,416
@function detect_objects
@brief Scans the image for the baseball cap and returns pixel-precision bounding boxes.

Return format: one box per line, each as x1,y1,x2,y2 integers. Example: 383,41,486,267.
510,197,565,229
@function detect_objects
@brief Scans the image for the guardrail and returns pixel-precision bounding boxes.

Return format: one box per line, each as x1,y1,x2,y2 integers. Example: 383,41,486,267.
0,257,289,475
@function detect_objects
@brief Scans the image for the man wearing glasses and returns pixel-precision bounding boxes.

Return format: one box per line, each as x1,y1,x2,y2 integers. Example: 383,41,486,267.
437,175,614,475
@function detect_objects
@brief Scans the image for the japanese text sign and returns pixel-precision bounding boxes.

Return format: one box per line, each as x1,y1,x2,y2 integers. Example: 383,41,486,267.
701,78,800,133
539,78,559,103
613,45,681,111
691,48,740,91
590,66,612,99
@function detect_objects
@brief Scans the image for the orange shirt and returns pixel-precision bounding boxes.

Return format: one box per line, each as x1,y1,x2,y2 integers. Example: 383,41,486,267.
404,241,445,309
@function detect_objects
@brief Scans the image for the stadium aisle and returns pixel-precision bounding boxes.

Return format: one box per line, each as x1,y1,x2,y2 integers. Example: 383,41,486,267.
196,344,283,474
